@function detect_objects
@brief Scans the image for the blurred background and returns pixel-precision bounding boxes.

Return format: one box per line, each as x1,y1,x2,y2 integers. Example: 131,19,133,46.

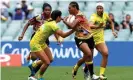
1,0,133,80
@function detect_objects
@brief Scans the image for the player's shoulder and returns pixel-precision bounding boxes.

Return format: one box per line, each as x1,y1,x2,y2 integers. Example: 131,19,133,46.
35,14,42,21
103,12,109,17
91,13,97,16
46,21,56,26
90,13,97,20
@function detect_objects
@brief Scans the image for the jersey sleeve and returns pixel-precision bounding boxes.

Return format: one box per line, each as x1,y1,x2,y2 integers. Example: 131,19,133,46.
51,23,59,32
28,15,40,25
35,14,42,21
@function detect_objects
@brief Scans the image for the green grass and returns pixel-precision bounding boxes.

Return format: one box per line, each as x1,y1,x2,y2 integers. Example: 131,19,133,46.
1,66,133,80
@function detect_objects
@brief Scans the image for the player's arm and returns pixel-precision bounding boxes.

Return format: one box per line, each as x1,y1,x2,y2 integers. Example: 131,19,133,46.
55,29,75,38
89,15,104,29
18,15,39,41
18,22,30,41
54,33,62,43
54,33,64,45
108,18,115,32
108,17,118,38
89,21,104,29
63,17,79,29
54,33,59,41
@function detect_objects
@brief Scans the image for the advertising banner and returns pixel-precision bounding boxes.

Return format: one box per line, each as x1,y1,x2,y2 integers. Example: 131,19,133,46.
1,41,133,66
0,54,21,67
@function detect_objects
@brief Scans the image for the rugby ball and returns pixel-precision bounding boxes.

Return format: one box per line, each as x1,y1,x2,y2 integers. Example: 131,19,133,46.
67,15,75,23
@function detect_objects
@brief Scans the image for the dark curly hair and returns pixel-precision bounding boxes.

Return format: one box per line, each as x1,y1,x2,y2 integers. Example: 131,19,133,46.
42,3,52,11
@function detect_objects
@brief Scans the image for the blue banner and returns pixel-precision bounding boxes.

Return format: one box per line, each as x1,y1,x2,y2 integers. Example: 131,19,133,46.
1,41,133,66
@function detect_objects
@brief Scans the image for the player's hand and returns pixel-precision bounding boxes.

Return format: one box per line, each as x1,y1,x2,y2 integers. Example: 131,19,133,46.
62,17,68,22
99,22,104,27
18,35,23,41
57,37,64,45
112,31,118,38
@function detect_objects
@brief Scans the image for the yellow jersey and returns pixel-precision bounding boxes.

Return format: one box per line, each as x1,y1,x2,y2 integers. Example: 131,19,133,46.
30,21,59,52
90,12,109,45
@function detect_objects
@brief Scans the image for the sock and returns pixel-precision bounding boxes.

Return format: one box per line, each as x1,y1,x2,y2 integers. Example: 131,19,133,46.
32,61,38,68
28,64,36,76
33,60,42,74
85,61,94,76
35,65,41,73
32,60,42,68
74,64,79,71
38,74,43,78
100,67,105,75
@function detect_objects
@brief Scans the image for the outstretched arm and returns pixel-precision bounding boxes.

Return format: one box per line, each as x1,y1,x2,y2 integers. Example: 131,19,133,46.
55,29,74,38
63,17,79,29
54,33,59,41
108,18,117,38
18,22,30,41
89,21,104,29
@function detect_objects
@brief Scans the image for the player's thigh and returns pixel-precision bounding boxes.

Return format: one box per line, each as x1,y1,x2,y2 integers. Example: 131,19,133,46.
43,46,53,62
34,50,50,64
79,43,92,57
86,37,95,56
75,37,92,56
95,43,108,55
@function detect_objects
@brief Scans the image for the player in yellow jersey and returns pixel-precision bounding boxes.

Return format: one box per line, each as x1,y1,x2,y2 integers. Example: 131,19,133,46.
18,3,60,80
63,2,104,80
30,10,75,80
89,2,117,80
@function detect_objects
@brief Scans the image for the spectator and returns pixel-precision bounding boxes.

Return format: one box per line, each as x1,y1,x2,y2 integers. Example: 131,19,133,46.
105,13,120,31
27,5,34,19
12,4,25,20
130,22,133,33
21,0,28,19
121,14,132,29
0,0,10,21
121,14,133,33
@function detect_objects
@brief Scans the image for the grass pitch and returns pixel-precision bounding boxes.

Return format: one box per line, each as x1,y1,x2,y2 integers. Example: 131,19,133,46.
1,66,133,80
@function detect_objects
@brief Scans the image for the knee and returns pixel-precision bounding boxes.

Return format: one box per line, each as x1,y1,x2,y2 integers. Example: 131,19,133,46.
84,52,92,59
102,50,108,58
46,61,50,66
50,59,53,63
44,59,51,66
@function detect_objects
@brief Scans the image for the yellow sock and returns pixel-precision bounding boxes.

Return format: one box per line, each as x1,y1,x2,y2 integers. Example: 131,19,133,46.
100,67,106,75
32,61,38,68
74,64,79,71
85,61,93,65
38,74,43,78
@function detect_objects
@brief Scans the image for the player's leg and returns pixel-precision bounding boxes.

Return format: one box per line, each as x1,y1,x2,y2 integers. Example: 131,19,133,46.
27,52,39,79
83,48,99,80
72,58,85,79
80,42,93,73
32,39,52,75
36,46,53,80
83,37,99,80
95,43,108,80
84,37,94,76
44,47,53,63
28,38,50,77
72,42,93,79
28,32,39,78
34,50,50,80
32,45,54,78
